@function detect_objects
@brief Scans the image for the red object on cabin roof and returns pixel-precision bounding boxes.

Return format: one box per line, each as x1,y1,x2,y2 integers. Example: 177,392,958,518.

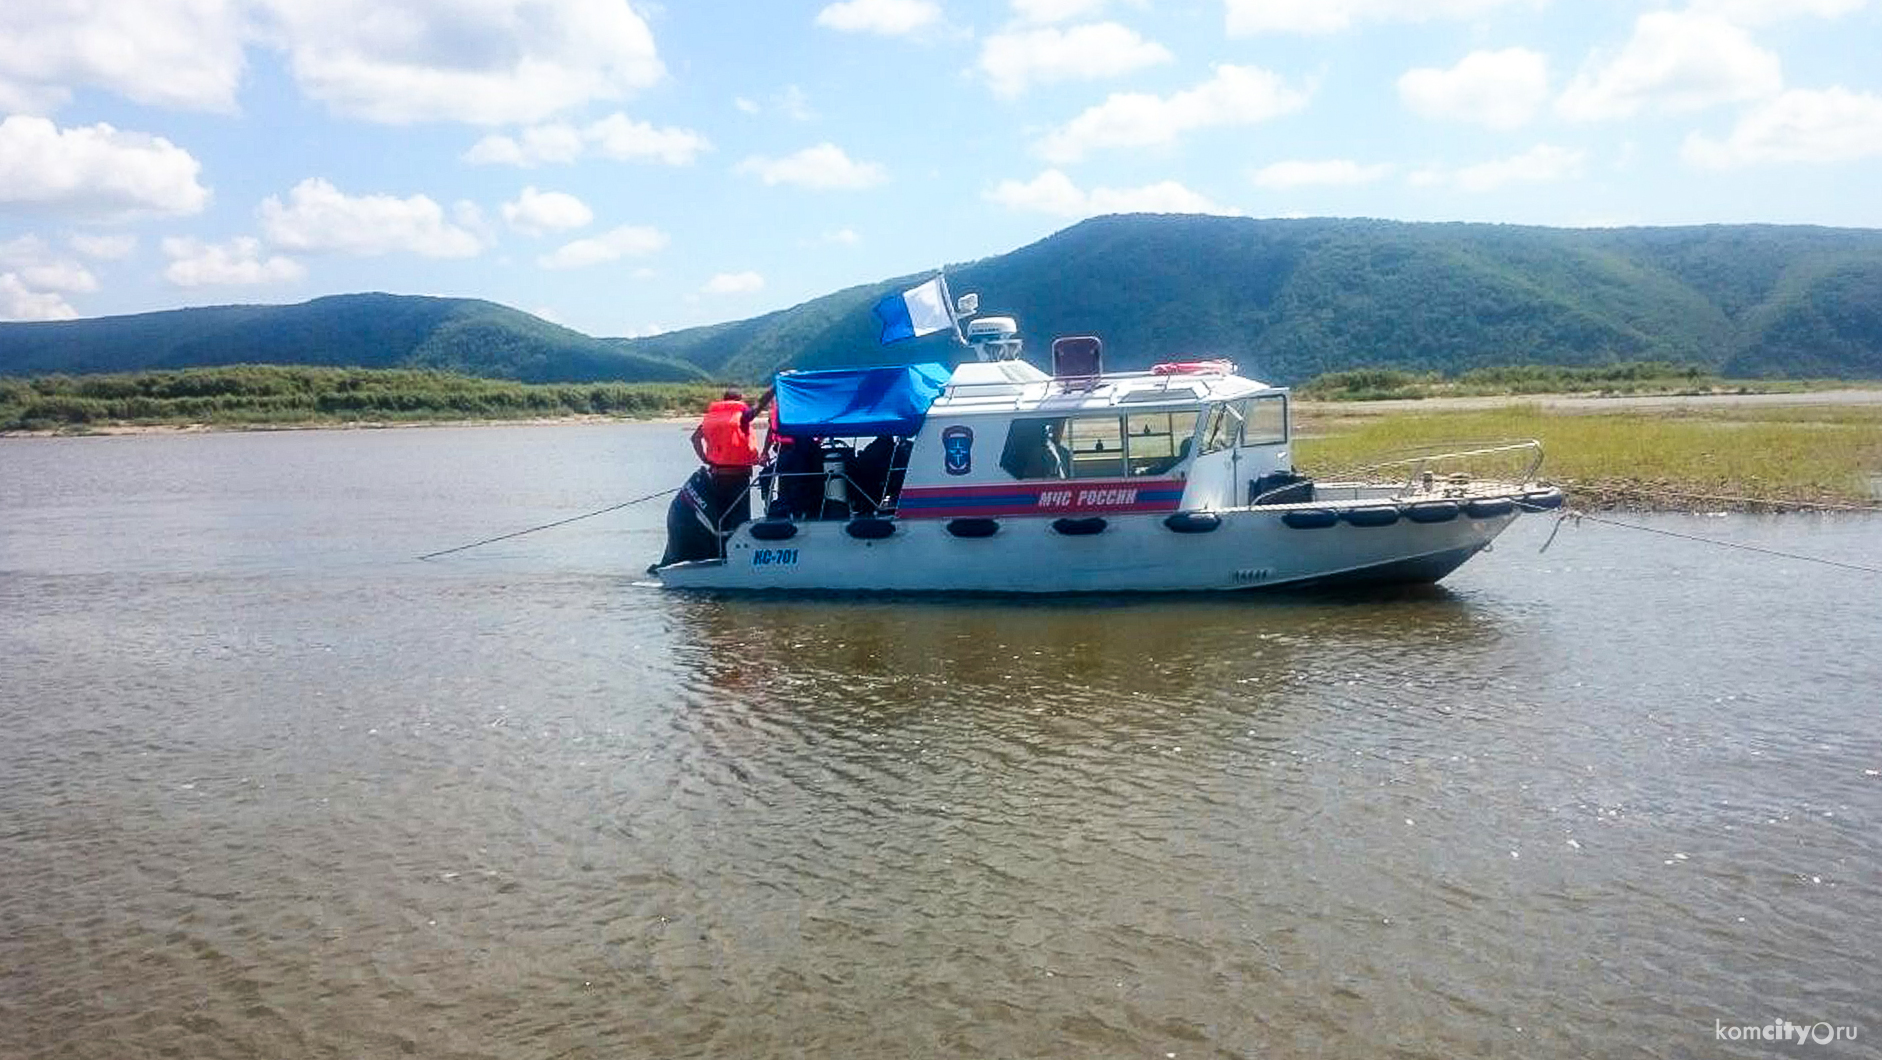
1150,359,1236,376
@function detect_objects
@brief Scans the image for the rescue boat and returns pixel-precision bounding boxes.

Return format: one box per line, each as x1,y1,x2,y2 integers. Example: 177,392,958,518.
651,289,1560,593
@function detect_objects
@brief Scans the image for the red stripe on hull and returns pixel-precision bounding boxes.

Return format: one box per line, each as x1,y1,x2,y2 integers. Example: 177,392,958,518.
899,478,1184,519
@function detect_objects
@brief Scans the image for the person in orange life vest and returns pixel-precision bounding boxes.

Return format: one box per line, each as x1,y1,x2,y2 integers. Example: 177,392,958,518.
690,387,773,526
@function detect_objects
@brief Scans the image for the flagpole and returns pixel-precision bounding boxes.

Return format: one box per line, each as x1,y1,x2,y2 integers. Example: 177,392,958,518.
937,270,967,346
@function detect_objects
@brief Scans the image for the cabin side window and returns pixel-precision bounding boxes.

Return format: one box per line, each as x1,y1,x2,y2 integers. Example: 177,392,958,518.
1000,417,1072,479
1125,410,1198,476
1000,415,1143,479
1241,395,1286,445
1064,415,1126,478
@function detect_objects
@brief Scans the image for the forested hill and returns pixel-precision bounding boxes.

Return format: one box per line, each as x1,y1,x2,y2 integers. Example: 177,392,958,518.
8,217,1880,386
614,215,1882,384
0,293,706,384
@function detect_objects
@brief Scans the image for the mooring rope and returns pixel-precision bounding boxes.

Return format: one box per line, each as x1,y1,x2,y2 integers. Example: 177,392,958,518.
416,486,679,561
1533,505,1882,577
1563,481,1882,513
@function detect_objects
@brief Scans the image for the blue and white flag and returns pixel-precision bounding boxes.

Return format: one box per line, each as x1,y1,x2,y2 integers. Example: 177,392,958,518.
873,276,954,344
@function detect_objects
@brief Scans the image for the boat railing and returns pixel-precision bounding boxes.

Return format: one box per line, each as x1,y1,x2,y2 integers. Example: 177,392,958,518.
1265,439,1545,505
940,368,1258,404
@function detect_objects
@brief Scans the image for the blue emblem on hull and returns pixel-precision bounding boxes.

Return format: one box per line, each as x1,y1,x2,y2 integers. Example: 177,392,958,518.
942,425,973,475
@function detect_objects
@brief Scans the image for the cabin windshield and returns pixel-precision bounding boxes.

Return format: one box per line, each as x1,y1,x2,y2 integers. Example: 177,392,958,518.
999,408,1199,480
1200,394,1287,454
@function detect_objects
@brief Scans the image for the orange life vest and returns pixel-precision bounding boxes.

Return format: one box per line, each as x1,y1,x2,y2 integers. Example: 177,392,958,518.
768,402,793,450
700,400,758,468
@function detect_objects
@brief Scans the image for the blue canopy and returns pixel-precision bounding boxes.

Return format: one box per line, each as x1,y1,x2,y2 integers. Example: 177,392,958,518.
774,363,951,437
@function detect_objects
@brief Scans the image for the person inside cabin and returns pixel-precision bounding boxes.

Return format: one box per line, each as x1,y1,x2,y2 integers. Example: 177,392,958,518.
1043,420,1072,479
772,437,826,518
997,418,1073,480
691,387,774,527
849,435,899,515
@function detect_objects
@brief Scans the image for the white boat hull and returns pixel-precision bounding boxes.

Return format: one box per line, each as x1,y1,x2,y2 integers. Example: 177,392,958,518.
653,495,1535,594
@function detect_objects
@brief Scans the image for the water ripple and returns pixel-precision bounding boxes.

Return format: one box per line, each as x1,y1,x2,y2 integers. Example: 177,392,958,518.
3,428,1879,1058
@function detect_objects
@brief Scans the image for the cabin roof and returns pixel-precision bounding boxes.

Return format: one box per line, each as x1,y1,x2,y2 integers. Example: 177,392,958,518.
929,360,1277,417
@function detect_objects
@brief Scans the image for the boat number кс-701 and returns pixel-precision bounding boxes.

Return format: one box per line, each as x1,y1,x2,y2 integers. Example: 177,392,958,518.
751,548,799,568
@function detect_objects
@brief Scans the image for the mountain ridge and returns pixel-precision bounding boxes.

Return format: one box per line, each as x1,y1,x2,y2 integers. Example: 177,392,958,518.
7,216,1882,385
614,215,1882,384
0,293,707,384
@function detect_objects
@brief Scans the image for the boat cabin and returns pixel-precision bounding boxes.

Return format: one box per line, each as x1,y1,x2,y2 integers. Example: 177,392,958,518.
654,303,1549,589
760,324,1299,526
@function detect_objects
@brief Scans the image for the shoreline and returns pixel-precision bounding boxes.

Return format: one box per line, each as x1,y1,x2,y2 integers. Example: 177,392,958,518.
7,393,1879,515
14,386,1882,439
0,412,697,439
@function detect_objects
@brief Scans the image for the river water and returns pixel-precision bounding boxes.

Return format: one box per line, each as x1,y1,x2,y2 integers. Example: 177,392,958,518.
2,423,1877,1059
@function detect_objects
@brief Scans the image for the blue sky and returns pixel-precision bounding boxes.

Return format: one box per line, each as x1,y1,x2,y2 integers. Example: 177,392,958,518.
2,0,1880,337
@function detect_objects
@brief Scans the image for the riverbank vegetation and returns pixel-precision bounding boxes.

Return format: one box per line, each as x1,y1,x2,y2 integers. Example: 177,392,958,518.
0,366,727,432
1294,362,1864,401
8,365,1880,513
1294,404,1882,511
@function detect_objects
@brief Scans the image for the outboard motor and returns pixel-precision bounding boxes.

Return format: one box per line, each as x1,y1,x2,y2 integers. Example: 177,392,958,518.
658,468,728,566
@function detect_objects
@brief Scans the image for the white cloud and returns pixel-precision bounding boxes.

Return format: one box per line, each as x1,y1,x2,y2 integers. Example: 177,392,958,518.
259,0,665,125
0,274,78,321
1036,64,1309,163
0,0,247,114
585,114,711,165
465,125,585,166
258,178,483,258
70,233,138,260
161,236,306,286
501,187,594,235
987,168,1240,217
1226,0,1528,36
1688,0,1870,25
1443,144,1586,192
452,200,495,244
538,224,668,270
18,260,99,294
734,85,816,122
702,271,765,295
814,0,942,35
821,228,861,245
0,235,91,318
1398,48,1549,130
1683,88,1882,168
465,113,709,168
776,86,816,121
1557,11,1782,122
1251,159,1393,189
980,22,1172,97
0,116,209,219
0,236,51,267
736,143,888,189
0,237,100,294
1013,0,1110,23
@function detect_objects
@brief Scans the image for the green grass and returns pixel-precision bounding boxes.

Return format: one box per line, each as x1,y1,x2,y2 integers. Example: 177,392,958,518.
1293,404,1882,510
1294,362,1882,402
0,366,731,432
